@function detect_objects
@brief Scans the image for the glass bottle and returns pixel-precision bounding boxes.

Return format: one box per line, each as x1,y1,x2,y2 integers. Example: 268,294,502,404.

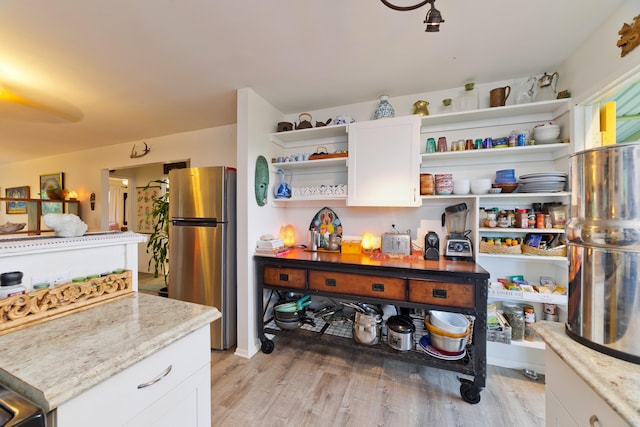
441,98,454,114
460,82,479,111
374,95,395,119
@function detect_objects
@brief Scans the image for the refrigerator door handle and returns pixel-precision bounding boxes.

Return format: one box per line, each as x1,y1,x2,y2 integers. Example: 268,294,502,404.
171,218,221,227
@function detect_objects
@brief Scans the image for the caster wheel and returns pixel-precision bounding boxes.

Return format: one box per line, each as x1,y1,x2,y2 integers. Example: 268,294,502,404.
261,339,274,354
460,383,481,404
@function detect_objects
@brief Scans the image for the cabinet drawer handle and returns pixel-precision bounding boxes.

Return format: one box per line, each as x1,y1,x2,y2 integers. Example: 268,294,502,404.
589,415,601,427
372,283,385,292
137,365,173,389
279,273,289,282
432,289,448,299
325,278,337,287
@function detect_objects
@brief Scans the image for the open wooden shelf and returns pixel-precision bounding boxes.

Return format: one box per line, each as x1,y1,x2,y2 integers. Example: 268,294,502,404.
0,198,80,235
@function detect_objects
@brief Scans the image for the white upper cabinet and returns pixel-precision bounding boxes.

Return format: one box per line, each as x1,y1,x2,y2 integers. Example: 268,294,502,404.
347,115,421,207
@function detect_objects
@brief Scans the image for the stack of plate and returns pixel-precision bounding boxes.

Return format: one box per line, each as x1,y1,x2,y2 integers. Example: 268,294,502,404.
518,172,568,193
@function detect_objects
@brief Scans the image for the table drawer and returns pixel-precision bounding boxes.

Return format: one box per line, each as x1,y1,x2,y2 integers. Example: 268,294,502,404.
263,266,306,289
309,270,405,300
408,279,474,308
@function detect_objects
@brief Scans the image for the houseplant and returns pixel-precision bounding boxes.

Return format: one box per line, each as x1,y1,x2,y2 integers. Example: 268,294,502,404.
144,180,169,287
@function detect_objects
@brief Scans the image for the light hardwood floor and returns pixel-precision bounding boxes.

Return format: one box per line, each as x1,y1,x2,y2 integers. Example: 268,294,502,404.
210,336,545,427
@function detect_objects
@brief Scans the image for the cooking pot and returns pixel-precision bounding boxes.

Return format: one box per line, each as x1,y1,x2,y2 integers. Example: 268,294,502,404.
386,315,415,351
352,306,382,346
567,142,640,363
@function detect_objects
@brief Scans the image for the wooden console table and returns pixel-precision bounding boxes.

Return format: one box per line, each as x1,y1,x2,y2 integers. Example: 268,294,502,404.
254,249,489,404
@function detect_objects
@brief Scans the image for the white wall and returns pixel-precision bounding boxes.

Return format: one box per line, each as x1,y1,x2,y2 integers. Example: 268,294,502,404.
235,88,286,358
559,0,640,105
0,125,236,234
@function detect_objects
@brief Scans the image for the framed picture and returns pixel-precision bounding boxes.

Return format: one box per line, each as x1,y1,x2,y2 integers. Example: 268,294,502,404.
40,172,65,215
5,186,30,214
136,186,161,233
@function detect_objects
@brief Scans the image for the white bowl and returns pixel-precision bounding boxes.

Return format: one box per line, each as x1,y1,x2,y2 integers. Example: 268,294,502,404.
470,179,492,194
534,125,560,142
429,310,470,334
452,179,470,195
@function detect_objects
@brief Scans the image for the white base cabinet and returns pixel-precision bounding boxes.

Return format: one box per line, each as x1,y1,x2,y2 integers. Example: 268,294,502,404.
54,326,211,427
545,347,628,427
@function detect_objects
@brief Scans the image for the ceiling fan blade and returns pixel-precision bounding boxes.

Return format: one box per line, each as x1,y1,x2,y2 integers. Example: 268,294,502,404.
0,82,83,123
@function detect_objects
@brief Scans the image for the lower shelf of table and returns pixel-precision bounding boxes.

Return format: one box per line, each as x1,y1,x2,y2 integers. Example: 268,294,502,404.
263,314,478,378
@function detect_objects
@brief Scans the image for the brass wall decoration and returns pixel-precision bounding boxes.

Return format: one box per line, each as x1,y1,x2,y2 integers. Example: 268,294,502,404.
617,14,640,57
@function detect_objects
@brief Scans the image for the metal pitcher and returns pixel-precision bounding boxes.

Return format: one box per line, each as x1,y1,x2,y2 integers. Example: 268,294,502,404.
534,72,559,102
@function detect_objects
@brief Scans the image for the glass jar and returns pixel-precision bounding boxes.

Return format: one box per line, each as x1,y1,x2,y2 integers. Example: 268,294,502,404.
441,98,454,114
523,304,536,341
527,209,536,228
503,303,525,341
507,210,516,227
516,208,528,229
497,211,510,228
478,207,487,227
486,209,497,228
460,82,479,111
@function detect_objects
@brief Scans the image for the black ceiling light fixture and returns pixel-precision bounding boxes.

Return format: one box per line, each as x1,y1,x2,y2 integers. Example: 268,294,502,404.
380,0,444,32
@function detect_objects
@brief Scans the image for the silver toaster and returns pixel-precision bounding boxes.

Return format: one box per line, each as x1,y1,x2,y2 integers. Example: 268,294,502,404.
381,233,411,255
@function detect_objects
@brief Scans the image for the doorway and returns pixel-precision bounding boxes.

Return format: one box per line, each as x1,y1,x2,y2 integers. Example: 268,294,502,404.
107,161,189,275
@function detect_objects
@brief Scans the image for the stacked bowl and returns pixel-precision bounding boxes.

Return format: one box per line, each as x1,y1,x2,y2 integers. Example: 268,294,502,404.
423,310,470,355
434,174,453,195
493,169,519,193
533,123,561,143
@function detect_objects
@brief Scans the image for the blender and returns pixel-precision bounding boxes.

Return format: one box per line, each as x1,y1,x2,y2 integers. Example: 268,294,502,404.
442,203,473,261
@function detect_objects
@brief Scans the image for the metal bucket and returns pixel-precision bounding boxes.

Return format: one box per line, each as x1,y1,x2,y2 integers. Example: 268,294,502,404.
567,142,640,363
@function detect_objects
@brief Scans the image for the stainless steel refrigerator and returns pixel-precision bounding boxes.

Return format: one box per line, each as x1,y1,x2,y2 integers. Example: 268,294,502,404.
168,166,236,350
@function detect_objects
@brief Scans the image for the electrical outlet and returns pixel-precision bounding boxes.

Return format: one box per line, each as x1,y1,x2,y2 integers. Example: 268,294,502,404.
32,271,70,286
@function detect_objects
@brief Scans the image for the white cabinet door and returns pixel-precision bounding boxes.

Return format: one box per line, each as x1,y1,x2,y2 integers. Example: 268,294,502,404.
545,347,629,427
55,326,211,427
347,116,421,207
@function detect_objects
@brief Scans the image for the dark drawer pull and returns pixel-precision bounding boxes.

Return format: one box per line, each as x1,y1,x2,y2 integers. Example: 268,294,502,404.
432,288,448,299
279,273,289,282
325,278,337,287
372,283,385,292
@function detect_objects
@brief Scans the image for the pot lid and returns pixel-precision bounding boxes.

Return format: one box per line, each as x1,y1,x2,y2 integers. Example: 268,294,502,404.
387,315,416,333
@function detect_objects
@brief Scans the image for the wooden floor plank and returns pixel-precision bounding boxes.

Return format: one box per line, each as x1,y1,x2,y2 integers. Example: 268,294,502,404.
210,336,545,427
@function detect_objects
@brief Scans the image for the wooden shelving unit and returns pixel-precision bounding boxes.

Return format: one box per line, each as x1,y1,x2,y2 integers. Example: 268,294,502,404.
0,198,80,235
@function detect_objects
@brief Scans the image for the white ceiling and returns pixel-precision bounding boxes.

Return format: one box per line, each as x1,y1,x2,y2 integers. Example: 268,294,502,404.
0,0,626,165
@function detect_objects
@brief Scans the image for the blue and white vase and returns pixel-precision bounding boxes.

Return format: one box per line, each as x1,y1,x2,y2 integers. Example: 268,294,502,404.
374,95,395,119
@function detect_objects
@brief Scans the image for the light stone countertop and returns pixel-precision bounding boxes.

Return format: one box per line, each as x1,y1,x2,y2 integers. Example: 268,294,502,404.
0,292,220,412
533,321,640,426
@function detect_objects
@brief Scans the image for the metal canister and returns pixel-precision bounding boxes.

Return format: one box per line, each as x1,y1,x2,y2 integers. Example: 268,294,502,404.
517,132,527,146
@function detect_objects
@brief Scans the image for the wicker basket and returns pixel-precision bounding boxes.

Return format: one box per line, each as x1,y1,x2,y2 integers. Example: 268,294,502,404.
521,244,567,257
479,241,522,255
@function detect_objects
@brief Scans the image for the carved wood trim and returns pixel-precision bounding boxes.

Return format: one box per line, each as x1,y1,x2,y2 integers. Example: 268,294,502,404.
0,270,133,335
